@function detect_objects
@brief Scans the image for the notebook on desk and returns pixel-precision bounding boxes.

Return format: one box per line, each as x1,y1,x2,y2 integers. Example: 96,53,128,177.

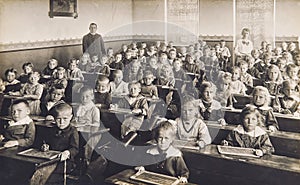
18,148,60,160
173,140,199,150
130,170,180,185
217,145,260,158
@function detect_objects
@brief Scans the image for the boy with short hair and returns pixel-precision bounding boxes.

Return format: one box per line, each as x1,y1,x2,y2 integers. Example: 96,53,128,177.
110,70,129,96
30,103,79,185
94,76,112,109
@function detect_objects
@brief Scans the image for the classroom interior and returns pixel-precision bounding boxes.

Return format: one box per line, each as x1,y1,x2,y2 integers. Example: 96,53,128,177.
0,0,300,185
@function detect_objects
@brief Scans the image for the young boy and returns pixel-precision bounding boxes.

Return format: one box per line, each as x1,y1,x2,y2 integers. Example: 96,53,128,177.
94,76,112,109
110,70,129,96
117,81,148,138
30,103,79,185
40,84,65,117
109,53,124,71
141,70,158,99
0,99,35,148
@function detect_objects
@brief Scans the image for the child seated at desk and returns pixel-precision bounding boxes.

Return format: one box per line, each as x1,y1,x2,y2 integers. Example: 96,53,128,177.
78,53,91,72
197,81,226,124
286,63,300,92
175,96,212,148
30,103,79,185
136,121,189,183
263,64,283,96
87,55,101,73
75,86,100,128
230,66,247,95
274,80,300,116
123,59,143,82
3,68,21,93
117,81,148,138
18,62,34,84
45,66,68,90
110,69,129,96
66,58,84,81
42,58,58,77
0,99,35,148
222,106,275,156
109,53,124,71
96,55,110,77
141,70,158,99
40,84,65,117
94,76,112,109
250,86,278,132
9,72,43,115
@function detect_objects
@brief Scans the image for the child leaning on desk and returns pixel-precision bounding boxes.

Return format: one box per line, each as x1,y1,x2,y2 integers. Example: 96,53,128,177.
136,121,189,183
0,99,35,148
30,103,79,185
222,106,275,157
175,95,212,148
115,81,148,138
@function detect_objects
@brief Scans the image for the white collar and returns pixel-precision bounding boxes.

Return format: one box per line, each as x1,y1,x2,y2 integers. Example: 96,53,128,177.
9,116,32,127
234,125,266,137
147,145,182,158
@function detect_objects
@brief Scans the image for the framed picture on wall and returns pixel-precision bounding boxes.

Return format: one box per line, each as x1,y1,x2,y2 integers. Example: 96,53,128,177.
49,0,78,18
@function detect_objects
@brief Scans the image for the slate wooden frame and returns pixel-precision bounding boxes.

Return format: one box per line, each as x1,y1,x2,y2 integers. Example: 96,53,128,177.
49,0,78,18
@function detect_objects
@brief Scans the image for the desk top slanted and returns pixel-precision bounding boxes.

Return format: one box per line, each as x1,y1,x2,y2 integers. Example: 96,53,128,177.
0,147,60,169
105,169,197,185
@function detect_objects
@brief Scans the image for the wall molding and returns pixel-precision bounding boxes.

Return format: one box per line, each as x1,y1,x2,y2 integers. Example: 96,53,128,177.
0,34,298,53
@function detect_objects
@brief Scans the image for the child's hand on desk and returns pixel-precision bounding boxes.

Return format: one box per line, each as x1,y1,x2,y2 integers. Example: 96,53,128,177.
221,140,229,146
59,150,70,161
4,140,18,148
218,118,227,126
0,135,4,142
254,149,263,157
179,176,188,183
134,166,145,173
268,125,277,132
132,109,142,114
197,140,206,148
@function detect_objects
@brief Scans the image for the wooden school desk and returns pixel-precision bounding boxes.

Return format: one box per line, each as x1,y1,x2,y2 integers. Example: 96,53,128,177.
0,146,61,183
105,169,197,185
223,108,300,133
182,144,300,185
206,121,300,159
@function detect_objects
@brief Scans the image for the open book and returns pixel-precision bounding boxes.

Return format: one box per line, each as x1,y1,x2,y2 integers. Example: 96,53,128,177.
18,148,60,160
130,170,180,185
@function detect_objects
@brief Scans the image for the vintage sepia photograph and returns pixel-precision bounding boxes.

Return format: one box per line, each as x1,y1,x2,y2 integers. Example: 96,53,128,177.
0,0,299,185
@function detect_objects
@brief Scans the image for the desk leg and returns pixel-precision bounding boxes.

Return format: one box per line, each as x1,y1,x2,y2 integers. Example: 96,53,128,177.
64,160,67,185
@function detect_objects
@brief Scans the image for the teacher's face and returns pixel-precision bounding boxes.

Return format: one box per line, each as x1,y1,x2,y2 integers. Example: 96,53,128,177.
89,25,97,34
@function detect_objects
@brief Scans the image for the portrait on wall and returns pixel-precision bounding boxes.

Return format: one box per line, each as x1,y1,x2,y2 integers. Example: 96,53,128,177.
49,0,78,18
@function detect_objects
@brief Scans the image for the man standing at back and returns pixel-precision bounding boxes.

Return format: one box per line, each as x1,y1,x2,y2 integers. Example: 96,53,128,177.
82,23,106,58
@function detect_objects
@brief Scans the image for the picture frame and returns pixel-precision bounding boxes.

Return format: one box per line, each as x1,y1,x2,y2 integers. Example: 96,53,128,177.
49,0,78,18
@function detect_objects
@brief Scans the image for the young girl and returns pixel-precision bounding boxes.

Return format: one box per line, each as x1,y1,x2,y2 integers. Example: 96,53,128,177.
123,59,143,82
274,80,300,116
239,60,253,89
9,72,43,115
222,106,275,156
75,86,100,129
78,53,91,72
146,56,161,79
175,96,212,148
286,63,300,92
197,82,226,124
117,81,148,138
18,62,34,84
276,57,288,80
42,59,58,77
263,64,283,96
3,68,21,93
66,58,84,81
141,70,158,99
138,121,189,183
251,86,278,132
246,56,260,79
230,66,247,95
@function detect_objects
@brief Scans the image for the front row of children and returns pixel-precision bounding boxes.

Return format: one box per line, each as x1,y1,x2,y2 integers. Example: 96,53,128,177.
0,94,275,184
